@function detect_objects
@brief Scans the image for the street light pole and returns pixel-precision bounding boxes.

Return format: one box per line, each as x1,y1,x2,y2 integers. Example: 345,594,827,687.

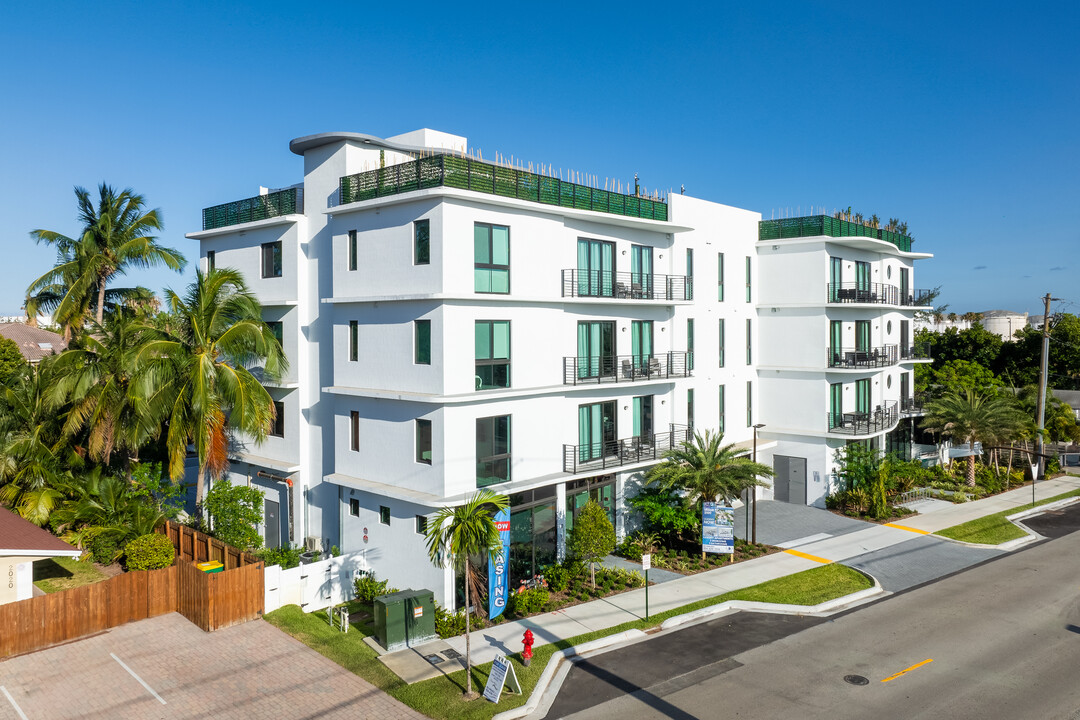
752,423,766,544
1036,293,1060,481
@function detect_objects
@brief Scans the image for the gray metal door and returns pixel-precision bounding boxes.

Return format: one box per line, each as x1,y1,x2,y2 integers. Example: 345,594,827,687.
264,499,280,548
773,455,807,505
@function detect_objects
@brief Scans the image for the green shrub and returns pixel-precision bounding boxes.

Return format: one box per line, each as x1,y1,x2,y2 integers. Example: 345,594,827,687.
542,564,570,593
509,586,549,617
434,603,467,638
1048,456,1062,474
89,535,120,565
123,533,176,571
354,573,392,602
256,545,302,569
203,481,264,551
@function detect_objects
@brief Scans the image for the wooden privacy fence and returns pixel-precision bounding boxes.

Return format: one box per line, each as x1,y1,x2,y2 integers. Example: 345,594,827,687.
157,520,261,569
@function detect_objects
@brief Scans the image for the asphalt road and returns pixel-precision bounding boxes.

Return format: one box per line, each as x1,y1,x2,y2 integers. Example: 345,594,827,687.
554,504,1080,720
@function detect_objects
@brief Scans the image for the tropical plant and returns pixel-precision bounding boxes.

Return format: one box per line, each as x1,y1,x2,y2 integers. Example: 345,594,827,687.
203,480,264,550
123,532,176,570
0,336,26,382
140,269,287,512
625,486,698,546
567,499,616,589
921,390,1024,486
49,469,166,559
424,489,509,698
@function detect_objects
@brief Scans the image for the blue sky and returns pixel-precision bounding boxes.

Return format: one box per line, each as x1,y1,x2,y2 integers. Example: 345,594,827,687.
2,1,1077,316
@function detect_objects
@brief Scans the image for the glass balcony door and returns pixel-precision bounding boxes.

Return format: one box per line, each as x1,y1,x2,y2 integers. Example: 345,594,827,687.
577,238,615,297
577,321,615,379
630,245,653,298
855,261,871,292
633,395,654,439
631,320,653,373
578,401,616,462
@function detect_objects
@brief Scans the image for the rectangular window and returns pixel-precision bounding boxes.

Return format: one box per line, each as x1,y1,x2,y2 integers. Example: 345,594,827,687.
829,256,842,302
415,319,431,365
475,320,510,389
718,385,726,434
718,319,725,368
348,230,357,271
687,389,695,429
349,498,360,517
350,411,359,452
717,252,724,301
687,319,695,371
206,250,215,272
830,320,843,365
266,321,283,349
379,506,390,525
474,223,510,293
414,219,430,265
476,415,511,487
685,248,694,300
746,318,752,365
270,401,284,437
415,515,428,535
349,321,358,362
632,395,654,438
261,241,282,278
578,401,616,463
829,383,843,428
577,238,615,297
415,419,432,464
855,320,871,353
856,378,871,414
746,380,753,427
745,256,752,302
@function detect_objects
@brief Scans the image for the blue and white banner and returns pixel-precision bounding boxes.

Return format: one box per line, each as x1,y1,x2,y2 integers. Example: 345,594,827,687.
488,507,511,619
702,502,735,554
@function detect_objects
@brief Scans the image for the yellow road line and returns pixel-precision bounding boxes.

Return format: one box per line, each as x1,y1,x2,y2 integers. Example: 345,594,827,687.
782,548,832,564
881,658,934,682
884,523,930,535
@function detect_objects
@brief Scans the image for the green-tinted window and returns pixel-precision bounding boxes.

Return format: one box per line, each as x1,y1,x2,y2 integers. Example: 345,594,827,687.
416,419,432,464
829,383,843,428
475,223,509,293
267,321,283,348
717,253,724,301
745,255,751,302
718,385,726,434
746,380,753,427
718,319,725,368
746,318,752,365
349,320,358,362
687,388,695,429
414,219,430,265
475,320,510,389
262,241,282,278
380,506,390,525
477,415,511,487
415,515,428,535
415,319,431,365
687,319,695,371
206,250,215,272
348,230,357,271
685,248,694,300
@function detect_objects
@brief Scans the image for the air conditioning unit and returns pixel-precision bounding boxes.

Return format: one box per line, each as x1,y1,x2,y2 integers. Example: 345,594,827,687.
304,536,322,553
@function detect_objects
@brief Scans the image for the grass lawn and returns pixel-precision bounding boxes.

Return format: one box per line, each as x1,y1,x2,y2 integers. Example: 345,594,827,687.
33,556,108,593
935,488,1080,545
265,563,871,720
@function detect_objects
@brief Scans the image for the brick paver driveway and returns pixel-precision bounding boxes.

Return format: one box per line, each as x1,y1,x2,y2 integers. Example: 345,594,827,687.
0,613,424,719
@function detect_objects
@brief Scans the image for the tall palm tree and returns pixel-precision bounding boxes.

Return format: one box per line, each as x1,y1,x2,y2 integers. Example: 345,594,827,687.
26,184,186,333
424,489,509,699
140,269,286,513
645,429,773,558
921,390,1023,487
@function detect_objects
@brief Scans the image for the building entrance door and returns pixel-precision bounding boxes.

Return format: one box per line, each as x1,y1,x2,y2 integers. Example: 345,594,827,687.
264,499,280,548
773,455,807,505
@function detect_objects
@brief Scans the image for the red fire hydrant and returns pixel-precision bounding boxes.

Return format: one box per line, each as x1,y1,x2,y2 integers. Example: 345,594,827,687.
522,629,535,666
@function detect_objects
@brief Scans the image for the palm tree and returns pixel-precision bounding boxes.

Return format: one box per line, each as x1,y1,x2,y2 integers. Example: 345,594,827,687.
645,429,773,558
424,489,509,699
140,269,286,513
921,390,1023,486
27,184,186,333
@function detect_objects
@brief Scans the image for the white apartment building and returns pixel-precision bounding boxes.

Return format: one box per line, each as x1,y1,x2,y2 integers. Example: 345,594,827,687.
188,130,929,607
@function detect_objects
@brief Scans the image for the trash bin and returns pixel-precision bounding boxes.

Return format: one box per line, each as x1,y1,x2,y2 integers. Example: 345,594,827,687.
196,561,224,573
374,589,436,651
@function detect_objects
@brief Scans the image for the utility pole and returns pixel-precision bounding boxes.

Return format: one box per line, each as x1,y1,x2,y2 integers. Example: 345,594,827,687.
752,423,765,544
1036,293,1059,480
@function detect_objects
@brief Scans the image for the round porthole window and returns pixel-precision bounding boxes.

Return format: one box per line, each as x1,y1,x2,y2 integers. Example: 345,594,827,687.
887,265,892,279
887,375,892,388
887,320,893,334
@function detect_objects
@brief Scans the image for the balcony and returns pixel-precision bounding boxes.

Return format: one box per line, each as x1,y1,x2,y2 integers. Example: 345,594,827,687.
827,345,898,369
202,188,303,231
759,215,913,252
561,270,692,301
563,424,691,474
339,155,669,221
563,352,692,385
900,289,935,307
827,401,899,435
901,394,926,416
900,343,933,361
826,283,898,305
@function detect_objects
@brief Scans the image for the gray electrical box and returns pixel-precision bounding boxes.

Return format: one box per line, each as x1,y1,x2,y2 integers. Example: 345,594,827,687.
373,589,436,652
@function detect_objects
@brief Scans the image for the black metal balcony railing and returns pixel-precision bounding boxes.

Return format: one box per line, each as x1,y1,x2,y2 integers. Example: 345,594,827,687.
827,401,899,435
826,282,899,305
202,188,303,231
759,215,914,252
899,289,935,307
827,345,899,369
339,155,669,221
563,424,692,474
900,344,933,361
563,352,692,385
561,270,693,301
901,394,925,415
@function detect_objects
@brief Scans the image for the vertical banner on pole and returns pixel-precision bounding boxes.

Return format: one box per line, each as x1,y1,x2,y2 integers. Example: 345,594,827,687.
703,502,735,554
489,507,511,619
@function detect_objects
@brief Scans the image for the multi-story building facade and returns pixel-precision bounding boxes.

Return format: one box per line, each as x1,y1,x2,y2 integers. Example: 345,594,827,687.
188,131,931,606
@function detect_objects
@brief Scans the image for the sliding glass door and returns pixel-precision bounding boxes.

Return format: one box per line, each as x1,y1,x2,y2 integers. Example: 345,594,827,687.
630,245,653,298
577,238,615,297
577,321,615,379
578,401,616,462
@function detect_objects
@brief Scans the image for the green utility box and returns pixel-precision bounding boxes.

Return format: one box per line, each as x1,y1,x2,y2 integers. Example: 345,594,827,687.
373,589,437,652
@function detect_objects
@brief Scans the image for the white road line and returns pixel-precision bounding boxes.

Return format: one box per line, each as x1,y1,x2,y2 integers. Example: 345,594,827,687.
110,653,167,705
1,686,29,720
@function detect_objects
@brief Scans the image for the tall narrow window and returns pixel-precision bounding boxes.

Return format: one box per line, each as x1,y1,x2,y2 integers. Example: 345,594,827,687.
474,223,509,293
415,319,431,365
348,230,357,271
900,267,910,304
576,238,615,297
829,383,843,429
718,319,725,368
855,261,871,294
687,389,695,429
855,320,871,354
685,248,694,300
717,252,724,301
687,319,695,371
746,381,753,427
349,321,358,362
718,385,726,434
350,411,360,451
744,256,751,302
745,318,752,365
262,241,282,278
476,415,511,487
266,321,283,349
632,395,654,438
829,256,842,302
630,245,653,299
578,401,616,463
830,320,843,366
270,401,285,437
206,250,215,272
630,321,653,374
475,320,510,389
415,419,432,464
414,219,430,265
856,379,871,415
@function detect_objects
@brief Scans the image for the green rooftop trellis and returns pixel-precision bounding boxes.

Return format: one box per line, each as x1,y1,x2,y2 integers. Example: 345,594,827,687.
339,155,669,222
759,215,913,252
202,188,302,230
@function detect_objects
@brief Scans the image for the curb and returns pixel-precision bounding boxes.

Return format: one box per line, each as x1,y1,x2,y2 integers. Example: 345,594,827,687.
492,578,883,720
930,496,1080,551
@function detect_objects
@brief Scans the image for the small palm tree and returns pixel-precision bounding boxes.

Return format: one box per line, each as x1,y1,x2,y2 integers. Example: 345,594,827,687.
922,390,1023,486
424,489,509,699
646,429,773,558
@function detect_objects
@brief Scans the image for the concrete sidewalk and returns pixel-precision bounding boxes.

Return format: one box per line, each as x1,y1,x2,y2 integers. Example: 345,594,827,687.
380,475,1080,683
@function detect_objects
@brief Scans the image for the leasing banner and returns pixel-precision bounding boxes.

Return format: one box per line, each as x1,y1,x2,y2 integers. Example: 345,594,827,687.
488,507,511,619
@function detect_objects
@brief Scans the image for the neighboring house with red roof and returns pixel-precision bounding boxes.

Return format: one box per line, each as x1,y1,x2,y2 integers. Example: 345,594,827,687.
0,322,67,365
0,506,82,605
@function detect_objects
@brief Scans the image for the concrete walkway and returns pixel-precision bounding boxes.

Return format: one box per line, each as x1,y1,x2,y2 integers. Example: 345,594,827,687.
380,475,1080,682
